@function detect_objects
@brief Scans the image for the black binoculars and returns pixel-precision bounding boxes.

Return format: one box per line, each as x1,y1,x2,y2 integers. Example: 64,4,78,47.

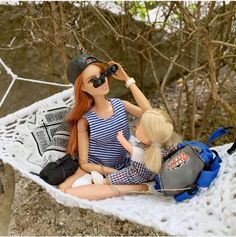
92,64,118,88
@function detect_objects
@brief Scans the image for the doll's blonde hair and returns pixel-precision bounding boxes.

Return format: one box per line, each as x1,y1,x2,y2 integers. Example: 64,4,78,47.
140,108,182,173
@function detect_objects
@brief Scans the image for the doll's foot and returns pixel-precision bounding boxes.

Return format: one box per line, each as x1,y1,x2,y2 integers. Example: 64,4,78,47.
143,181,156,194
129,182,156,195
91,171,104,184
71,174,92,188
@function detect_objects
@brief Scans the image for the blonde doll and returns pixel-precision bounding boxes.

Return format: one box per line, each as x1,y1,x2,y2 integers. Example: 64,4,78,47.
91,108,182,185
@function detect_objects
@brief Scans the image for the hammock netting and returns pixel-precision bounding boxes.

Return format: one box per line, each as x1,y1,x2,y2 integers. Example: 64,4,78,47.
0,88,236,236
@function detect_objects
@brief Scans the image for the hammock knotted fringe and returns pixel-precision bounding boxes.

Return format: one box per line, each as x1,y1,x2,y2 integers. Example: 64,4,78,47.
0,88,236,236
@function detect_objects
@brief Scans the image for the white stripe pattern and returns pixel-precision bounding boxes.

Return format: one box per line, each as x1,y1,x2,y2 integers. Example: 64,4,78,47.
83,98,130,169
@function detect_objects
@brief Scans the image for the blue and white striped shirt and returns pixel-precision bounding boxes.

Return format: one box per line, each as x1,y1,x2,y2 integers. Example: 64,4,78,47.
83,98,130,169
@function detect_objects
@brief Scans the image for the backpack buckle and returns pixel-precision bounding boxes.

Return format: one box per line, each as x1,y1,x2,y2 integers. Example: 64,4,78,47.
187,184,197,195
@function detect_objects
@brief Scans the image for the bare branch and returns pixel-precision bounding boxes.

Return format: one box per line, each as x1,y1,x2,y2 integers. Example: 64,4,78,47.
211,40,236,49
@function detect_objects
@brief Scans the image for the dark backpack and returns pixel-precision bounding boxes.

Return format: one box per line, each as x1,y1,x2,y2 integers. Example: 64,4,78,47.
154,127,236,202
39,154,79,185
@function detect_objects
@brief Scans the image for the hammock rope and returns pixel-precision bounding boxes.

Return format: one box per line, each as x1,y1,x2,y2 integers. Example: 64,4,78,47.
0,57,72,108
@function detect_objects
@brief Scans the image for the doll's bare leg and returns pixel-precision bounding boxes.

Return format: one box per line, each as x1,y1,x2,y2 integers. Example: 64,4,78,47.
102,178,110,184
65,183,147,200
58,168,87,192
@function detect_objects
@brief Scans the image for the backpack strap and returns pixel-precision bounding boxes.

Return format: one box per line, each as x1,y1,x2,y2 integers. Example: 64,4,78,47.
174,185,199,202
154,175,161,192
208,127,236,155
228,140,236,155
207,127,229,146
196,150,221,187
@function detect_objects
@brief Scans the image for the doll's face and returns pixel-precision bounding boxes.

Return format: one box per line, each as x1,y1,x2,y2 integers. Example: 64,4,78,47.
81,64,109,96
135,121,151,145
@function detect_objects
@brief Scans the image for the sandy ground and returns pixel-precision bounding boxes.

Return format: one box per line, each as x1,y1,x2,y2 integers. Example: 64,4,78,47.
9,171,165,236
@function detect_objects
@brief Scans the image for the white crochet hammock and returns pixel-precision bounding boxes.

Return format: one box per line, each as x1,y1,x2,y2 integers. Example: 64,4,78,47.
0,88,236,236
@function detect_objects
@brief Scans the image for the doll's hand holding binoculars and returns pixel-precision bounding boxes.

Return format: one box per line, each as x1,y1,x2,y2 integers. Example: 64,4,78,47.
108,61,130,82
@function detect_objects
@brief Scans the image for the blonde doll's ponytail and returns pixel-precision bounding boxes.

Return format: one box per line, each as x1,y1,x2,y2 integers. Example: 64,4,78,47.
141,109,181,173
144,146,162,173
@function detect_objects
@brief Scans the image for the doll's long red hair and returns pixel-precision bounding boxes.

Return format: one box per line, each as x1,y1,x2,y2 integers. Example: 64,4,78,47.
66,63,106,155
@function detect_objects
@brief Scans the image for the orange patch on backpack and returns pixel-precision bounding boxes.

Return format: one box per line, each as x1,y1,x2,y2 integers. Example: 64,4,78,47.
167,152,190,170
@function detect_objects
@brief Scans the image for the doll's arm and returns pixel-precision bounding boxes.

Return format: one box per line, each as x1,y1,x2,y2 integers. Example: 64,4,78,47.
77,118,117,175
127,82,152,113
122,100,143,118
108,61,152,113
117,131,133,155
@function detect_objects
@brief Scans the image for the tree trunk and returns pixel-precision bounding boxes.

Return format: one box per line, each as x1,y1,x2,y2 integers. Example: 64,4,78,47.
0,162,15,235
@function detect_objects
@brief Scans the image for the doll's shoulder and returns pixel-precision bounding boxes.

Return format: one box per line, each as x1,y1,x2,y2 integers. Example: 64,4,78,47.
76,117,89,131
109,97,122,105
109,98,127,112
132,145,145,163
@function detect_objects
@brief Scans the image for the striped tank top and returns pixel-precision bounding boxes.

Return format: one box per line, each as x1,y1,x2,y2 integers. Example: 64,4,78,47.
83,98,130,169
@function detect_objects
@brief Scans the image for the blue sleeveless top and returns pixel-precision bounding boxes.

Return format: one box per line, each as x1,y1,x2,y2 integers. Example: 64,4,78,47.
83,98,130,170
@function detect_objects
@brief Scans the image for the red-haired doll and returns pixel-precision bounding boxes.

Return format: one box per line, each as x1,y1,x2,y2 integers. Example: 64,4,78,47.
59,54,153,199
